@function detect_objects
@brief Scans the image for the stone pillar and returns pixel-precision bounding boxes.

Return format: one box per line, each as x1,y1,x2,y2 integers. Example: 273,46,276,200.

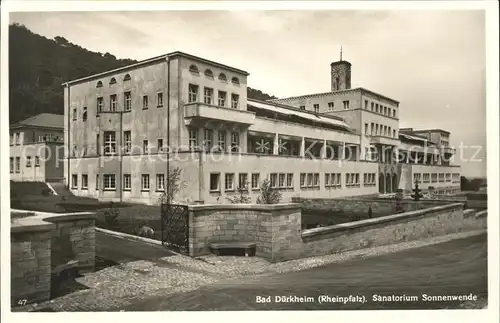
273,133,279,155
300,137,305,157
341,142,346,160
240,129,247,153
321,140,327,159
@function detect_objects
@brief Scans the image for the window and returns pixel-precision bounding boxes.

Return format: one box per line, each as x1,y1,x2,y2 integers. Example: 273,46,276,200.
384,106,387,115
141,174,150,191
218,91,227,107
328,102,334,110
431,173,438,183
364,173,376,186
230,132,239,152
104,174,116,189
286,173,293,188
375,104,379,113
110,77,117,85
300,173,306,188
210,173,220,191
251,173,260,189
371,102,374,111
143,140,149,154
225,173,235,191
97,97,104,112
313,104,320,113
336,173,341,186
157,139,163,152
123,174,131,190
143,95,148,109
388,107,391,116
218,73,227,82
371,122,374,136
26,156,32,167
110,94,117,112
203,129,213,151
15,157,20,173
96,175,99,190
239,173,248,189
231,94,239,109
189,128,198,151
124,131,131,154
375,124,379,135
124,91,132,111
189,65,199,74
270,173,278,188
325,173,331,187
231,77,240,85
156,174,165,191
306,173,313,187
217,131,226,152
103,131,116,155
343,100,350,110
313,173,319,187
83,107,88,121
278,173,286,188
204,69,214,78
300,106,305,110
364,100,368,109
203,87,214,105
73,108,77,121
157,92,164,107
393,110,396,117
96,134,100,155
188,84,199,103
82,174,88,189
123,74,131,81
365,123,369,135
10,157,14,173
393,129,396,138
72,145,77,157
96,81,103,88
72,174,78,189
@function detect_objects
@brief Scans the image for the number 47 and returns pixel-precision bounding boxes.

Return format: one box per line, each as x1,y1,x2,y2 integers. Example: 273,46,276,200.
17,299,27,306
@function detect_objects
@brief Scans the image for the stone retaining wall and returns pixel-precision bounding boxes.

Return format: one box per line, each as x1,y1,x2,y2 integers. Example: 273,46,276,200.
11,210,96,305
188,202,486,263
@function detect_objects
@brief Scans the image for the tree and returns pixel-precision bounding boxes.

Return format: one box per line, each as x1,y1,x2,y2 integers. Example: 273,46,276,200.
411,180,423,201
158,167,187,206
392,189,405,214
256,179,282,204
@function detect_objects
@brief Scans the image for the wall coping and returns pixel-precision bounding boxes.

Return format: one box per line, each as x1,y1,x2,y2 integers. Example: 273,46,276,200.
476,210,487,218
11,217,56,233
188,203,301,212
292,197,464,204
463,209,477,218
11,209,95,221
301,203,464,239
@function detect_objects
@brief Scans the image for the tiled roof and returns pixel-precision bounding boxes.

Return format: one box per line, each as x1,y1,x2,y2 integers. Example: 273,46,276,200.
11,113,64,129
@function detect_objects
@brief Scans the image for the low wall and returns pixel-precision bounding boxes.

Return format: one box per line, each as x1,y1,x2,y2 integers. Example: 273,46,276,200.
188,202,486,263
11,210,96,305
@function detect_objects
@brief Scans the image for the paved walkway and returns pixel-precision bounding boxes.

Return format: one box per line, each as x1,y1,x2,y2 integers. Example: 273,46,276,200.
124,233,488,311
14,229,487,312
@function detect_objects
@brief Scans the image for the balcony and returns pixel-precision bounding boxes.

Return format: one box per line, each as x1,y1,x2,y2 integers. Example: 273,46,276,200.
369,135,400,146
440,146,456,155
184,103,256,126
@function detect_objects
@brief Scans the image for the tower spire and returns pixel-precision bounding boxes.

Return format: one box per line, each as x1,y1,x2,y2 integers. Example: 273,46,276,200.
340,46,343,61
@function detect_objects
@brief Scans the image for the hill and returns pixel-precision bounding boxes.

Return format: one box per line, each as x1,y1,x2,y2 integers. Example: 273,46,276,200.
9,23,277,124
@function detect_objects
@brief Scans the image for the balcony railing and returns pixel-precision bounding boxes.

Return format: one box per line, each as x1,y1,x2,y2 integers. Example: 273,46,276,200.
184,102,256,125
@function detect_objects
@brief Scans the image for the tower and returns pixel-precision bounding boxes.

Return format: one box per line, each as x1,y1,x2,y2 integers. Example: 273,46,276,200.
331,47,352,91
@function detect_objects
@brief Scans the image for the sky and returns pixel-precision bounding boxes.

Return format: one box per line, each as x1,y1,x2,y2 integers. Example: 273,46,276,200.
9,9,487,177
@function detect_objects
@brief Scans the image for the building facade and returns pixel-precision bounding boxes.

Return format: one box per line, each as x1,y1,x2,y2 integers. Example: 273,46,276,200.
63,52,461,205
9,113,65,182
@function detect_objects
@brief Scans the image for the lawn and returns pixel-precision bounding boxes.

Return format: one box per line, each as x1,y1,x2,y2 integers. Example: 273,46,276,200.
301,208,393,229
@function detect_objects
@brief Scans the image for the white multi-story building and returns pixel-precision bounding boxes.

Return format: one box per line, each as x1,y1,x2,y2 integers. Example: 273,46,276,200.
63,51,461,205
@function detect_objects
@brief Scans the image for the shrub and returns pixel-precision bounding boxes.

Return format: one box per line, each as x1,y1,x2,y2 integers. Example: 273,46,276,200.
103,202,120,227
41,188,52,196
227,184,252,204
392,189,405,214
256,179,282,204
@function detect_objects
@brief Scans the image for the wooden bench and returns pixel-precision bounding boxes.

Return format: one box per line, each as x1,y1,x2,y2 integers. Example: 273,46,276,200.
209,242,256,257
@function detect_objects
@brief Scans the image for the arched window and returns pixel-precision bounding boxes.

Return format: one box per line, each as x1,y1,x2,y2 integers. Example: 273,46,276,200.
96,81,103,88
123,74,131,81
231,77,240,85
218,73,227,82
189,65,199,74
109,77,117,85
83,107,88,122
204,69,214,78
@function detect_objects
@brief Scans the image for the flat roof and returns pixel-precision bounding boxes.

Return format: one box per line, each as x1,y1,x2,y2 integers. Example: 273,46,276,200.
269,87,399,105
63,51,249,86
410,129,451,135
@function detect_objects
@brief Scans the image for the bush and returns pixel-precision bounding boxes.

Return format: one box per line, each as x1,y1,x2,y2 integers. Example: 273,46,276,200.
226,184,252,204
256,179,282,204
41,188,52,196
103,203,120,227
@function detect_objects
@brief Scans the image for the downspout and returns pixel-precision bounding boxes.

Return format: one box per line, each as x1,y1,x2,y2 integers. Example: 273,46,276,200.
166,57,171,204
66,84,71,189
119,111,123,202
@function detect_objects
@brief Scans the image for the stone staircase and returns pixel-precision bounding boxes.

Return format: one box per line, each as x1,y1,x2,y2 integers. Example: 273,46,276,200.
49,181,74,197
